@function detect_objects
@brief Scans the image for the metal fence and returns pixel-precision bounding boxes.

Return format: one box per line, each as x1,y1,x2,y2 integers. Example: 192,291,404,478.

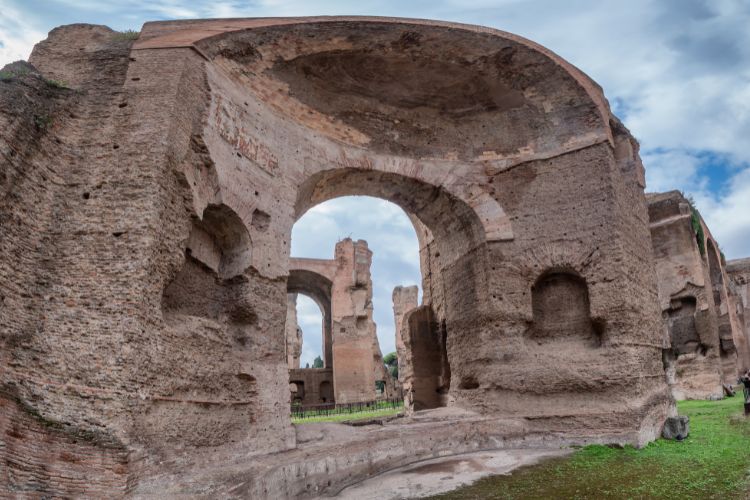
291,397,403,420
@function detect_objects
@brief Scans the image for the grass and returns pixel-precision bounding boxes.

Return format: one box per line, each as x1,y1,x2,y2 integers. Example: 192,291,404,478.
112,29,140,41
0,67,30,81
44,78,68,89
33,114,53,131
292,405,403,424
0,67,68,89
429,396,750,499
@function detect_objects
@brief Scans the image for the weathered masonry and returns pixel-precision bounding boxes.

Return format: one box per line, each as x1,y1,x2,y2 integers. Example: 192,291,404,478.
1,17,673,497
728,258,750,371
648,191,750,400
286,238,396,405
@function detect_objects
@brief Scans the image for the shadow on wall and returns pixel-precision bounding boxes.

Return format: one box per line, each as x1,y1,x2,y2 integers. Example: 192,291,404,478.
153,203,260,448
404,305,451,411
527,270,603,347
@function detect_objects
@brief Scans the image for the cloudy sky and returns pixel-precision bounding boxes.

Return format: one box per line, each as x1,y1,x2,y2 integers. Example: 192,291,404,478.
1,0,748,364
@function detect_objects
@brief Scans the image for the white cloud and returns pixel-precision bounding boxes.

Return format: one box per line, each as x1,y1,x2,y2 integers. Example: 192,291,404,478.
691,169,750,261
0,2,45,63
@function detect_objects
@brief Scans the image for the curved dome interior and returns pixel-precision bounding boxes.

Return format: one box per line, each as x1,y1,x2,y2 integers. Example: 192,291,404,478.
204,22,602,160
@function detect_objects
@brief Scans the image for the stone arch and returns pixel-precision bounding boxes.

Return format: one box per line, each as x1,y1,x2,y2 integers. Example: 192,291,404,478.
162,203,254,319
292,168,487,406
294,168,488,262
287,269,334,368
290,380,305,403
140,16,614,151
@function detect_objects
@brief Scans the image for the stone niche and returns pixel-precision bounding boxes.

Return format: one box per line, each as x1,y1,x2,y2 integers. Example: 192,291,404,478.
528,271,600,347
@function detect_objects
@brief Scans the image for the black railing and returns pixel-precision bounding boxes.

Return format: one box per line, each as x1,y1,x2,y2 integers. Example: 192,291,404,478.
291,397,403,420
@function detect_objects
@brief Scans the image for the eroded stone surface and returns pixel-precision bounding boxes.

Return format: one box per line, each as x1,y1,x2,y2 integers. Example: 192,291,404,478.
727,258,750,375
1,17,676,496
648,191,749,399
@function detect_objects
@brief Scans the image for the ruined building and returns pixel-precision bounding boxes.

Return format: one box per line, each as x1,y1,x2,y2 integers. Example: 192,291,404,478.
392,286,419,378
286,238,397,405
728,258,750,371
1,17,676,497
648,191,750,400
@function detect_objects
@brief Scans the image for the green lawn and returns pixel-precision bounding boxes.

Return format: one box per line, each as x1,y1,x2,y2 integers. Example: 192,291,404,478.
291,405,403,424
430,396,750,499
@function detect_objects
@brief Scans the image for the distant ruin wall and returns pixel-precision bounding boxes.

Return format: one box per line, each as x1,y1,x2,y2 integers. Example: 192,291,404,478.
648,191,749,398
288,239,396,404
728,258,750,374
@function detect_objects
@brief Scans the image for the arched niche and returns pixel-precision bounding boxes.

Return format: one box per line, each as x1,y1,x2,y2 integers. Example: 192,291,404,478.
185,203,252,280
162,203,255,323
529,270,601,347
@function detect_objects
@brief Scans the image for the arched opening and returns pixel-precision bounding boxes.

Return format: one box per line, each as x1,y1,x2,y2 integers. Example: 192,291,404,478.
290,381,305,404
285,277,334,405
290,167,487,412
290,194,424,407
287,270,333,368
319,381,333,403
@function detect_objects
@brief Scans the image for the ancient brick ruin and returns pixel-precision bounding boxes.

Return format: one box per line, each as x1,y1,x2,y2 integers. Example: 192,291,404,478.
648,191,750,400
2,16,746,497
728,258,750,371
286,238,397,405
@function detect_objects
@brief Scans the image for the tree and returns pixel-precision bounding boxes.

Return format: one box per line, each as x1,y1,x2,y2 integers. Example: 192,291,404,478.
383,352,398,379
383,352,398,367
305,362,310,368
312,355,324,368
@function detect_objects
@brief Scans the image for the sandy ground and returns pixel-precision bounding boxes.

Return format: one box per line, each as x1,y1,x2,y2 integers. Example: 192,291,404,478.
332,448,571,499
